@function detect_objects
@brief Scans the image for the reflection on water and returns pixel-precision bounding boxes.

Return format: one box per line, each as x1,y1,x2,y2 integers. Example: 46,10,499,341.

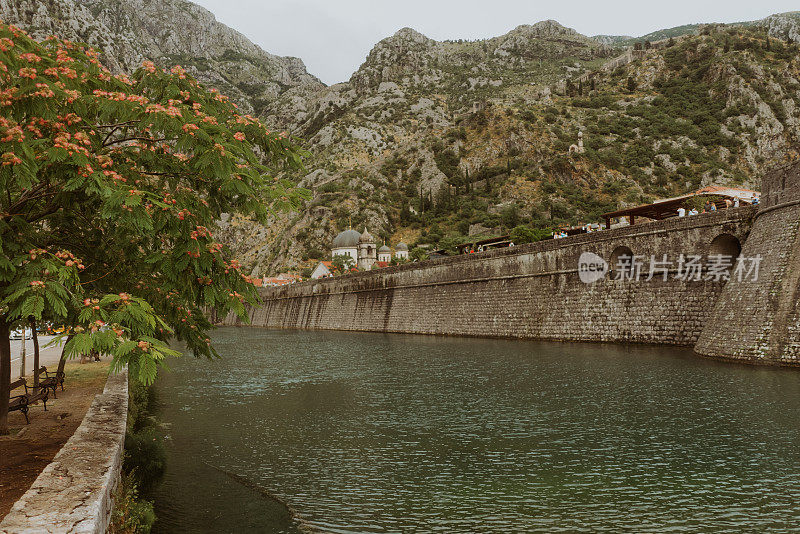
153,328,800,533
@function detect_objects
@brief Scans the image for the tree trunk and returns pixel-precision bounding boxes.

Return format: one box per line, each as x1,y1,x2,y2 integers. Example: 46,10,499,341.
56,334,73,377
0,319,11,435
30,319,40,387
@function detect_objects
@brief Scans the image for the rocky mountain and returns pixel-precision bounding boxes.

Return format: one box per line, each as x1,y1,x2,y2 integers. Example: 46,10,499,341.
760,11,800,43
4,3,800,276
223,21,622,272
226,17,800,275
0,0,324,116
594,11,800,47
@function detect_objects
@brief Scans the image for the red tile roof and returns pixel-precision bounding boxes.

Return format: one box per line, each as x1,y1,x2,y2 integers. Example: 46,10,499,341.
263,278,293,286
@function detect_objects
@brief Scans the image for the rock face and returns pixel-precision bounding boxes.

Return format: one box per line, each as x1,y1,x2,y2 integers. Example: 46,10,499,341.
760,11,800,43
0,0,324,115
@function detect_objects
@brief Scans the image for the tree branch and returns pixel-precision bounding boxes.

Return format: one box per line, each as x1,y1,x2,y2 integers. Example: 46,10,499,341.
102,137,172,148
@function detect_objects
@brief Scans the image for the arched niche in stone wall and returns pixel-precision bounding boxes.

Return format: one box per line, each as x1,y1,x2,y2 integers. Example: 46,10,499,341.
609,245,634,276
708,233,742,261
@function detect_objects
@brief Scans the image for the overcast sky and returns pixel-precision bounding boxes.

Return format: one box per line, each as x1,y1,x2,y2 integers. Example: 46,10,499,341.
191,0,799,85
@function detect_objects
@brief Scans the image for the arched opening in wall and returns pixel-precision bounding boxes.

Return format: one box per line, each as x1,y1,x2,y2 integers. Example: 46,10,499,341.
367,246,372,256
610,246,634,278
708,234,741,261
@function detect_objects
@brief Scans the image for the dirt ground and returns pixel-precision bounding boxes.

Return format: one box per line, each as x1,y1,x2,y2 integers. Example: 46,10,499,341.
0,360,111,519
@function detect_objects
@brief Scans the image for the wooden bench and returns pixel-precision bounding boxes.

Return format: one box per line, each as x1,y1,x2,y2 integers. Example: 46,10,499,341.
38,365,65,398
8,378,49,424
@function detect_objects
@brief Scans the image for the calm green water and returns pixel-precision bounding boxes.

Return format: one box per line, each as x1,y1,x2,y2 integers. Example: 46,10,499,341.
153,327,800,533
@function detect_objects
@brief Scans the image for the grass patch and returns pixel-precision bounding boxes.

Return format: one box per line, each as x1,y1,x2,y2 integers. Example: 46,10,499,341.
61,361,111,388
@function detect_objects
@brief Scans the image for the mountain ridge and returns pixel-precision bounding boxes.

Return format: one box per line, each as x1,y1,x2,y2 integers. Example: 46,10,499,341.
592,11,800,47
0,0,324,115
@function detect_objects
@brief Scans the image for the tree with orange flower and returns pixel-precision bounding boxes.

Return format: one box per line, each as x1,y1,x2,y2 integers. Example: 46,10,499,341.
0,22,308,433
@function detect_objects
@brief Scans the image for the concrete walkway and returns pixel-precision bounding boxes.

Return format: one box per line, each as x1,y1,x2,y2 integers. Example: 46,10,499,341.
10,336,63,379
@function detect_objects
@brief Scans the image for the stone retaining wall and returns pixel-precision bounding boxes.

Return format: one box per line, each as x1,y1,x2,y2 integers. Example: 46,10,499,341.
0,369,129,534
225,208,755,348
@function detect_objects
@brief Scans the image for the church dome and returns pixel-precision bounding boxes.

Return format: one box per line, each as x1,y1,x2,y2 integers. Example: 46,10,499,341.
396,242,408,251
332,229,361,248
378,244,391,254
359,227,375,244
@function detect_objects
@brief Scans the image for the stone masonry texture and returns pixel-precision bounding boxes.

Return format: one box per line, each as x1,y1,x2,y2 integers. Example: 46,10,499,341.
696,161,800,365
225,207,760,353
0,369,129,534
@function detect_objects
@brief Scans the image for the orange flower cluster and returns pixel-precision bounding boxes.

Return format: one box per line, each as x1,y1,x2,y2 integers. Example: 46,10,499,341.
190,225,211,240
145,102,182,117
142,60,157,74
103,169,125,183
57,113,82,125
55,249,85,269
29,248,46,260
54,132,90,157
170,65,187,79
0,87,16,106
224,259,241,273
1,123,24,142
114,73,133,86
19,52,42,63
55,48,73,64
32,83,55,98
1,152,21,166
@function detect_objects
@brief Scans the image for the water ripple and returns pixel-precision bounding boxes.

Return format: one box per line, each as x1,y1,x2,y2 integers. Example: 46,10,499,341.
154,329,800,533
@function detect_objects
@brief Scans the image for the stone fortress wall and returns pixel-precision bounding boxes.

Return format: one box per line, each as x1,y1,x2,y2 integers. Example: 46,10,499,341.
224,161,800,365
225,207,756,349
695,161,800,364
